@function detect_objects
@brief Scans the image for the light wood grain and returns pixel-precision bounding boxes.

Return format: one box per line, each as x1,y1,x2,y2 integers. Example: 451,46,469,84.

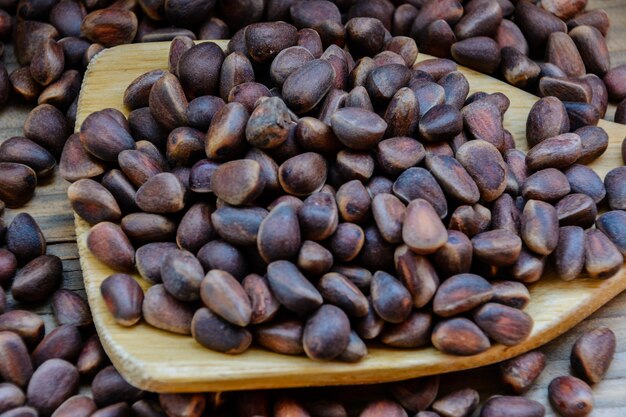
74,42,626,393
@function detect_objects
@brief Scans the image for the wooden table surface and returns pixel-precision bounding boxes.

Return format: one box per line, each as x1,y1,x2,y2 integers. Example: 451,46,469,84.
1,1,625,415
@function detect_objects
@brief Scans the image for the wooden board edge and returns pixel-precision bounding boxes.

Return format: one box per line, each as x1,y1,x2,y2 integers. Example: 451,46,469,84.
74,214,152,382
132,268,626,392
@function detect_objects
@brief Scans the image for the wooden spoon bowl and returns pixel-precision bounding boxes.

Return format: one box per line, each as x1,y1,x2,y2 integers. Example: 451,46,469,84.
75,41,626,393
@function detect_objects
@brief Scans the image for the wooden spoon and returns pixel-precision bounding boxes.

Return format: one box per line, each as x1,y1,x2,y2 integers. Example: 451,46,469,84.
75,42,626,393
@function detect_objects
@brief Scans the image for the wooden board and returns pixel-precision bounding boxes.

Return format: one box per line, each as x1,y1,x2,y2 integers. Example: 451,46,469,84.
74,41,626,393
